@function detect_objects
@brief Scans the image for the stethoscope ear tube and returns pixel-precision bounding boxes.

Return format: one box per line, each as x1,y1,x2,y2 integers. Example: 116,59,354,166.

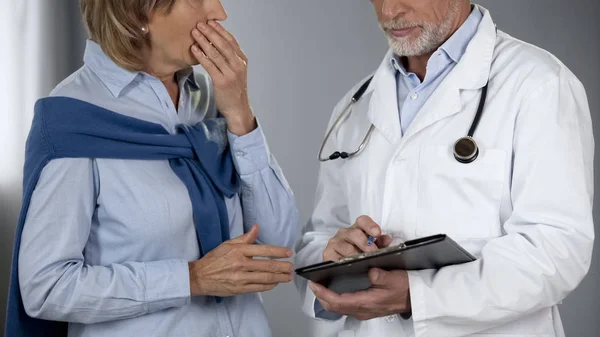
318,77,374,162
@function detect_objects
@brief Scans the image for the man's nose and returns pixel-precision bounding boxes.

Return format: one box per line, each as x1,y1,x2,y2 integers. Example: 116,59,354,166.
381,0,409,21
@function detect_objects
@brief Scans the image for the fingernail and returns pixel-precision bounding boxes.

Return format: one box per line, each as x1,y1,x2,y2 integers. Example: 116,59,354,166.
192,29,200,37
287,250,294,257
198,22,207,30
191,45,199,53
208,20,217,27
309,283,316,292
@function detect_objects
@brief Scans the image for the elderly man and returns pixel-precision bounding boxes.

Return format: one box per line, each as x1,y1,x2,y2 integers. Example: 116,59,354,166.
294,1,594,337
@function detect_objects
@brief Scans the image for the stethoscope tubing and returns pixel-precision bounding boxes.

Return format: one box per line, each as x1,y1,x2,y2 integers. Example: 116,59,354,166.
318,76,489,164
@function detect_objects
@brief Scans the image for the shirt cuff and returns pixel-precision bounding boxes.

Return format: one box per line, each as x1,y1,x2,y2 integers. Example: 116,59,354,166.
227,120,270,176
314,298,344,320
301,281,344,321
144,259,191,313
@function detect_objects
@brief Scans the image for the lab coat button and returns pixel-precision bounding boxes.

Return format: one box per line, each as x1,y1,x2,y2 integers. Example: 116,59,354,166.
385,315,396,322
410,92,418,100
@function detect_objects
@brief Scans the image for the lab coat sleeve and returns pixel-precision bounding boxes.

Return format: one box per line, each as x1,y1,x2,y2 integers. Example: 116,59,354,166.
407,68,595,336
293,84,361,321
293,154,349,321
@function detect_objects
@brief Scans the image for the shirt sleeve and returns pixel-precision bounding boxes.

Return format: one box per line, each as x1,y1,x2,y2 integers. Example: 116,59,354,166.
227,120,299,249
407,68,595,336
18,158,191,324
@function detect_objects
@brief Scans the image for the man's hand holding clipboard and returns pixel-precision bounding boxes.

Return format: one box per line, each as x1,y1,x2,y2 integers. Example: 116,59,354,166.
295,216,476,321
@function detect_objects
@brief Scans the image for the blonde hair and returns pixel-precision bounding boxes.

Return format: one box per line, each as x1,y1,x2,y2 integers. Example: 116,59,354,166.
80,0,176,71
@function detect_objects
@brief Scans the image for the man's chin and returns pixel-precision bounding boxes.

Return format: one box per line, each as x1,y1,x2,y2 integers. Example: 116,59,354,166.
386,37,412,55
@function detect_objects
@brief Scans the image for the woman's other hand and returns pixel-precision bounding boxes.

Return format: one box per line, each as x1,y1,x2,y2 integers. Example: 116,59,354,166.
190,20,255,136
188,225,294,297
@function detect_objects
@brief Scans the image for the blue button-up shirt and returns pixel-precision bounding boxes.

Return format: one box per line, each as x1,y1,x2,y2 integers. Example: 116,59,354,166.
18,39,299,337
393,6,483,134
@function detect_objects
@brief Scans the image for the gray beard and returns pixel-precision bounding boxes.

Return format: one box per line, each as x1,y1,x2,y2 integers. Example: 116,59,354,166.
380,2,460,57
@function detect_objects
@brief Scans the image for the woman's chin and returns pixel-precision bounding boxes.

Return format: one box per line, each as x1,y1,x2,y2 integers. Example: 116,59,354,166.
185,50,201,67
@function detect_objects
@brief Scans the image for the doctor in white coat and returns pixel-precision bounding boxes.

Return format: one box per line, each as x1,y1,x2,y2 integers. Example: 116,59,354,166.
294,1,595,337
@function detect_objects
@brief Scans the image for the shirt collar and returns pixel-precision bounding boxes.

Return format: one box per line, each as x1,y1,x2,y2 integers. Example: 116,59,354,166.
439,5,483,63
83,40,139,98
176,67,201,91
389,5,483,74
83,39,200,97
390,57,406,76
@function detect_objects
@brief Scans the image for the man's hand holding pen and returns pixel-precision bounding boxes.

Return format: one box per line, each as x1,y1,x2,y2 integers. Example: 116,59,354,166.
314,215,412,320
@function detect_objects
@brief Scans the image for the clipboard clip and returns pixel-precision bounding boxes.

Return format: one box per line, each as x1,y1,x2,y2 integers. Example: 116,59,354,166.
338,240,407,264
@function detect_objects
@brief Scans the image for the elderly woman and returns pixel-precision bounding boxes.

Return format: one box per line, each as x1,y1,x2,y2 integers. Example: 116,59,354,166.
5,1,298,336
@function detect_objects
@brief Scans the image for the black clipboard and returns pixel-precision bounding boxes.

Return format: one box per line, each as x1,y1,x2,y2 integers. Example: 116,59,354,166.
295,234,476,294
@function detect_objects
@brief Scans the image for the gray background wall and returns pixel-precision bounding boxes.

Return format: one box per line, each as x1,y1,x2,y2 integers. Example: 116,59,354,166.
0,1,598,336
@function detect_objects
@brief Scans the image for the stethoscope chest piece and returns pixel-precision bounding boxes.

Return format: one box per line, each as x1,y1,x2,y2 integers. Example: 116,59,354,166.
453,136,479,164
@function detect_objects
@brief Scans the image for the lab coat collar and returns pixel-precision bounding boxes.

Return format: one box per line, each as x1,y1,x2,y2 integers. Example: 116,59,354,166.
367,48,402,145
453,4,496,90
366,4,497,145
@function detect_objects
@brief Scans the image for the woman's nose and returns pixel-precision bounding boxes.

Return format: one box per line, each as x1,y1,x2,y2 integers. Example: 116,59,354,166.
206,0,228,21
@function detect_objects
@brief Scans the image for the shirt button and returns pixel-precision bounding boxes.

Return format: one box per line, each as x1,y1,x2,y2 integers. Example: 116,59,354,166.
410,92,418,100
385,315,396,323
236,151,244,158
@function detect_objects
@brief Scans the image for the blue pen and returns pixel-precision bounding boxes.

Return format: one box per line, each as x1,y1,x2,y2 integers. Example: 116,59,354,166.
367,235,375,246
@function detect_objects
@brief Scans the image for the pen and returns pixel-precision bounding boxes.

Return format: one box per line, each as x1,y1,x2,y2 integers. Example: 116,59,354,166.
367,235,375,246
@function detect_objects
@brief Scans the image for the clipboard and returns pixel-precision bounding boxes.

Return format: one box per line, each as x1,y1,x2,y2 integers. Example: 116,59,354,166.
295,234,476,294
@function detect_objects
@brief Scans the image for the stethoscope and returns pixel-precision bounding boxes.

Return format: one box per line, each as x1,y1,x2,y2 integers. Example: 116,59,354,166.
317,76,490,164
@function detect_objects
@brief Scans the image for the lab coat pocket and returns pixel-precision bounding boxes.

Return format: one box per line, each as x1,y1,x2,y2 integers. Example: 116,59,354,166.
336,331,355,337
416,145,507,239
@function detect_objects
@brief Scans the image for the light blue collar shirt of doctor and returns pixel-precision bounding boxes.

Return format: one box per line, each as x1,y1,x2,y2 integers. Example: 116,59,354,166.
392,6,483,134
17,40,299,337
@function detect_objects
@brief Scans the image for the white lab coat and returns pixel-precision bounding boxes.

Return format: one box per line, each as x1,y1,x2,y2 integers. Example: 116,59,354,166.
294,5,594,337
